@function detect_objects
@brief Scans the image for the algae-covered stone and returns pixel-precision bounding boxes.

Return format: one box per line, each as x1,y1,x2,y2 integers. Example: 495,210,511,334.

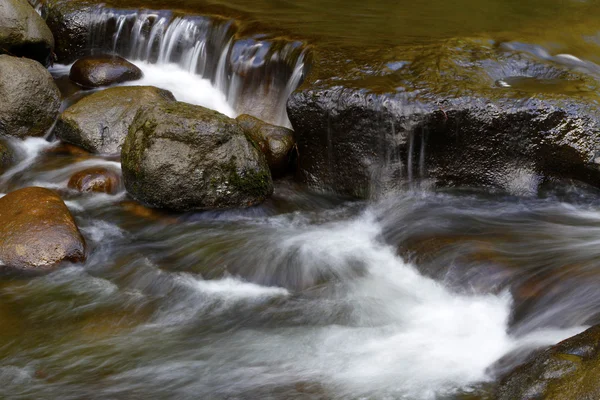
55,86,175,155
0,187,86,273
236,114,295,178
122,101,273,211
288,39,600,198
69,54,143,88
497,325,600,400
0,0,54,65
0,54,60,138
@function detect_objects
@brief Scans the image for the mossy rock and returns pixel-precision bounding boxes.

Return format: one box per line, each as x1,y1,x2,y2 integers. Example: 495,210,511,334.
497,325,600,400
122,100,273,211
55,85,175,155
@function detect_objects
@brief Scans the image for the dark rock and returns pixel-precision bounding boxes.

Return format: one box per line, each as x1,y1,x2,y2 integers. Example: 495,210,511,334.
55,86,175,155
0,54,61,138
0,187,86,273
68,167,120,194
43,0,95,64
121,101,273,211
236,114,295,177
69,54,143,88
497,325,600,400
0,0,54,65
287,39,600,198
0,139,13,173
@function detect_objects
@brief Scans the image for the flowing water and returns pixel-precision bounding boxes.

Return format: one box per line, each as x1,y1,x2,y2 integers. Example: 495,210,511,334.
7,0,600,399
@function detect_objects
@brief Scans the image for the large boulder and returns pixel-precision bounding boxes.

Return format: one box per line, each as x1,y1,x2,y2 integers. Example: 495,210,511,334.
43,0,95,64
287,39,600,198
236,114,295,177
497,325,600,399
69,54,143,88
121,101,273,211
54,86,175,155
0,187,86,273
0,55,61,138
0,0,54,65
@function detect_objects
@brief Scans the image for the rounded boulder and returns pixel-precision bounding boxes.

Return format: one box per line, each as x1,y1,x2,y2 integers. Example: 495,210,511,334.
122,101,273,211
0,55,61,138
55,85,175,155
0,187,86,273
236,114,295,178
68,167,120,194
69,54,143,88
0,0,54,65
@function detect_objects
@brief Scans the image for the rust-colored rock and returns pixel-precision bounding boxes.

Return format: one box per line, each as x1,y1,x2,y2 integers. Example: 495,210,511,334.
0,187,86,273
236,114,295,178
68,167,120,194
69,54,143,88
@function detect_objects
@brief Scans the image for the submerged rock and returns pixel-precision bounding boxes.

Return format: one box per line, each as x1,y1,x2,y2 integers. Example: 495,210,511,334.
236,114,295,178
55,86,175,155
121,101,273,211
0,187,86,273
69,54,143,88
0,0,54,65
68,167,120,194
0,55,61,138
497,325,600,400
288,39,600,198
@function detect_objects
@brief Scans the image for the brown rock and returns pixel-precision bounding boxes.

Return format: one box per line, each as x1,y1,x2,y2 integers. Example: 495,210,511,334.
69,54,143,88
236,114,295,178
68,167,120,194
0,187,86,273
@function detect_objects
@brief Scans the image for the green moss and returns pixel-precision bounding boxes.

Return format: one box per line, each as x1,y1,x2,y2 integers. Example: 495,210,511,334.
224,158,272,198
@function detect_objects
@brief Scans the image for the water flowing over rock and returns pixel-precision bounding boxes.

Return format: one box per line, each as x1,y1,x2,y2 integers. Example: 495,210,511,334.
43,2,307,127
69,54,143,87
0,54,60,138
287,40,600,198
55,85,175,155
68,167,120,194
121,100,273,211
0,0,54,65
236,114,295,178
497,324,600,399
0,187,86,273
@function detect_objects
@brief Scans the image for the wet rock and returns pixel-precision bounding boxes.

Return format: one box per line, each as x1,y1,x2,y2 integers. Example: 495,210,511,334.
0,139,14,173
45,142,90,157
0,187,86,273
236,114,295,177
121,101,273,211
68,167,120,194
287,39,600,198
43,0,95,63
55,86,175,155
69,54,143,88
497,325,600,400
0,0,54,65
0,55,61,138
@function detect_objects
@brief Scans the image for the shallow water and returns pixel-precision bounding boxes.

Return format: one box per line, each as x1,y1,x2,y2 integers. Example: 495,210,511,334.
8,0,600,398
4,129,600,399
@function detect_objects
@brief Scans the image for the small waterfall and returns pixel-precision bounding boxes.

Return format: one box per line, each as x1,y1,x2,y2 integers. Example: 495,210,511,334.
86,8,307,127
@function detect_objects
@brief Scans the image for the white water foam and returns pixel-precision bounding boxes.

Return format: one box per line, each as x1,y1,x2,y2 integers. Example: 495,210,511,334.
162,211,586,399
123,62,235,117
0,137,57,183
